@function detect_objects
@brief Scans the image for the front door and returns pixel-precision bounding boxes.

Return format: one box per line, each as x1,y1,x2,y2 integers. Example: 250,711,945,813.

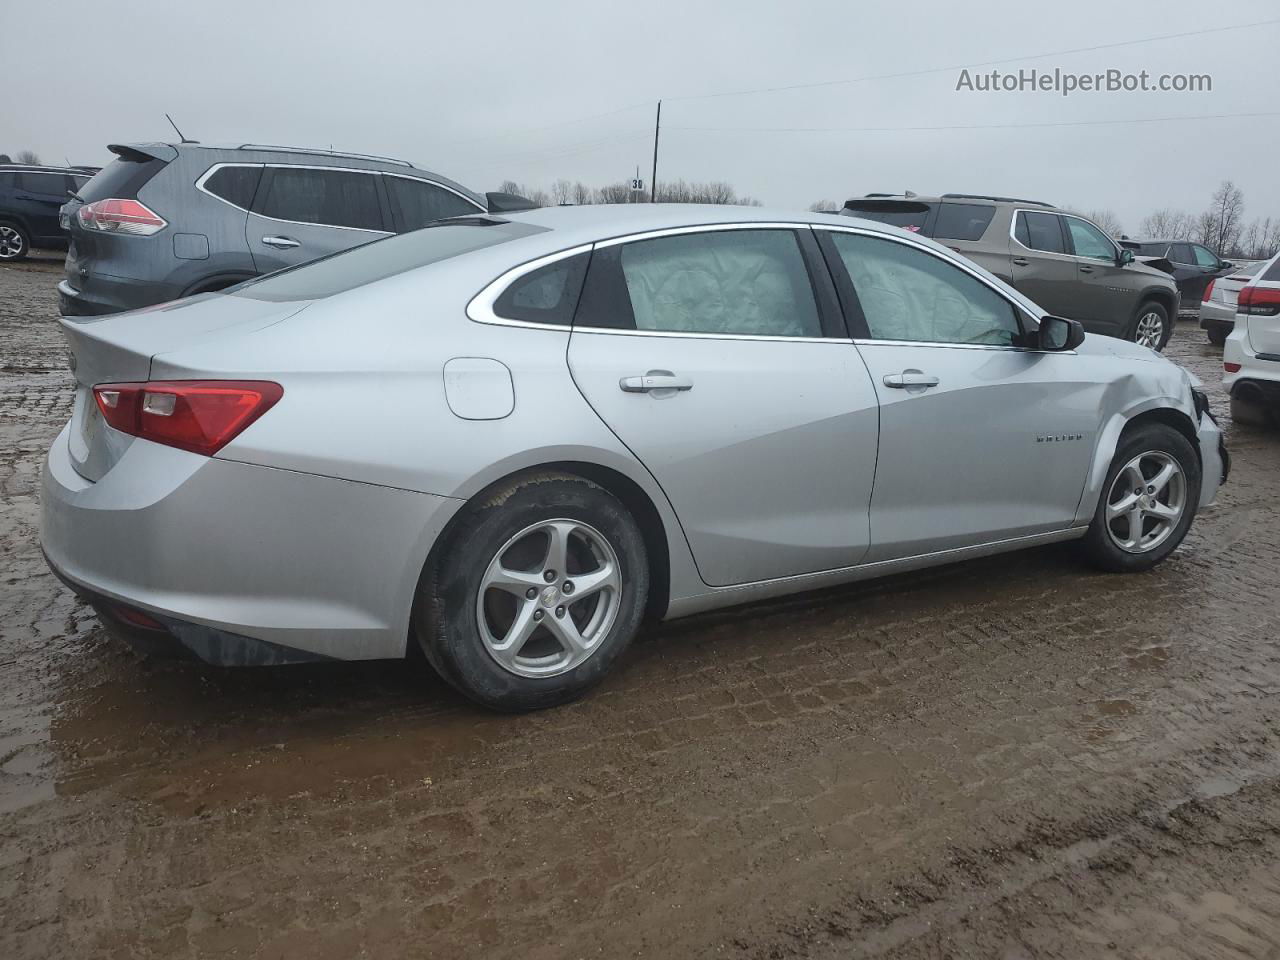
567,226,880,587
820,227,1098,561
244,166,390,273
1063,215,1135,336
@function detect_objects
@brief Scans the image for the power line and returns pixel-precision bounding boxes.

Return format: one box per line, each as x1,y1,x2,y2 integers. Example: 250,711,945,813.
663,18,1280,102
463,132,651,174
443,101,652,152
666,109,1280,135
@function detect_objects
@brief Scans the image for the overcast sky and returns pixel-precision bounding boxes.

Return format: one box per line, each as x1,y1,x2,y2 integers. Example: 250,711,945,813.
4,0,1278,233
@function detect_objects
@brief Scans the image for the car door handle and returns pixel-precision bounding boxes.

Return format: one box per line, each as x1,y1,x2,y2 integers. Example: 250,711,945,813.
883,372,940,389
619,373,693,393
1012,257,1029,266
261,235,300,249
1079,265,1094,273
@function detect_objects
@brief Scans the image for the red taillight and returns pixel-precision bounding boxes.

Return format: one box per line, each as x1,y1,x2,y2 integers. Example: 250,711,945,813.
1237,285,1280,317
77,198,167,236
1202,278,1216,302
1224,362,1242,373
93,380,283,456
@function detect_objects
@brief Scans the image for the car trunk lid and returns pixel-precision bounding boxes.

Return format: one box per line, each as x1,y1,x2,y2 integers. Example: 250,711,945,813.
61,293,309,481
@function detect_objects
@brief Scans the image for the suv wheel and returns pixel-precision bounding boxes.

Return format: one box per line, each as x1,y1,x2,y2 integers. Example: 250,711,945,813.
416,472,649,712
1079,423,1200,573
0,221,29,262
1130,301,1170,351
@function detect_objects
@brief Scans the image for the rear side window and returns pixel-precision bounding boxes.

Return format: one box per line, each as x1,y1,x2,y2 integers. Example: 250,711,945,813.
844,200,933,234
576,229,822,338
386,176,479,231
1015,211,1066,254
0,173,14,188
203,165,262,210
1169,244,1195,264
234,219,545,301
933,203,995,241
1263,258,1280,282
255,168,384,231
493,254,588,325
1136,242,1169,257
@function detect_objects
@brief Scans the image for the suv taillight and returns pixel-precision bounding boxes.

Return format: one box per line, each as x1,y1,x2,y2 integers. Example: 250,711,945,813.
1237,285,1280,317
77,198,167,236
93,381,283,456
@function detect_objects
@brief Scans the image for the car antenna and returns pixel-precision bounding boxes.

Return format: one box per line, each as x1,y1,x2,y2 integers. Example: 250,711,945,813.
165,113,196,144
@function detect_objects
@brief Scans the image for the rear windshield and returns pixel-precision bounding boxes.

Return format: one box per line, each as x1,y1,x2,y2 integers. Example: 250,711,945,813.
933,202,996,241
1232,261,1265,279
232,219,546,301
844,200,932,233
79,154,168,202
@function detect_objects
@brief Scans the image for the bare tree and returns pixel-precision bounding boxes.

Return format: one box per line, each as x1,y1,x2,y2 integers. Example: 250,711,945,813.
1204,180,1245,256
572,181,593,205
0,154,10,163
808,200,841,213
551,179,573,205
597,182,634,204
15,149,41,165
1139,209,1192,239
1083,209,1123,238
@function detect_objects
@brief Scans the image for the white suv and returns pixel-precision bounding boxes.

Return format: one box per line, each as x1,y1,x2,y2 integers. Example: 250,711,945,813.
1224,250,1280,426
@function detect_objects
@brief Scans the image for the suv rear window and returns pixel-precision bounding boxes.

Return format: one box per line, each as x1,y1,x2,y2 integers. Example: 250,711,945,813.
844,200,933,233
79,154,168,203
233,219,546,301
933,203,995,241
255,168,384,232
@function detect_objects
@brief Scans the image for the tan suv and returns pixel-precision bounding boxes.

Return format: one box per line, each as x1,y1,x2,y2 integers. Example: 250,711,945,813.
842,194,1180,351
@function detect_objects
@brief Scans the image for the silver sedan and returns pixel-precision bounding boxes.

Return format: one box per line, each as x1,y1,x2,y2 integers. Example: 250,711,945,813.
42,205,1227,710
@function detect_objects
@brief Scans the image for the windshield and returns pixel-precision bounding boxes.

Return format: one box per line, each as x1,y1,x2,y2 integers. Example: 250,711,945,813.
233,219,547,301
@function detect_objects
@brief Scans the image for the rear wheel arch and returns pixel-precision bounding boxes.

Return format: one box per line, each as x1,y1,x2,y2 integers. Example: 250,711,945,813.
181,272,256,297
417,462,672,635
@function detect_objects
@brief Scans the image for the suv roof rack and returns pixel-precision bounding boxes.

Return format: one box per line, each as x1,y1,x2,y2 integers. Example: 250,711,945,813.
234,144,414,168
941,193,1054,207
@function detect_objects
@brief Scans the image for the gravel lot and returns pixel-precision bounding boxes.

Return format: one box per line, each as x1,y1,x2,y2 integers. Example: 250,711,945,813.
3,258,1280,959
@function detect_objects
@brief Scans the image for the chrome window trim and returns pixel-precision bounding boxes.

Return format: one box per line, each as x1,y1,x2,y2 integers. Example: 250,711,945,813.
591,220,810,249
466,244,593,331
196,162,393,235
815,222,1044,348
1008,207,1076,261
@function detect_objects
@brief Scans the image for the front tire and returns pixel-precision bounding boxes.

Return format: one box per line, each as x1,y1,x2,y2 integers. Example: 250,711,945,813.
1080,423,1200,573
0,221,29,262
416,472,649,712
1130,301,1171,352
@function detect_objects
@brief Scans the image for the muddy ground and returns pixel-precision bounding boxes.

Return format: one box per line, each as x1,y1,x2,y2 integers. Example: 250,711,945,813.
3,256,1280,960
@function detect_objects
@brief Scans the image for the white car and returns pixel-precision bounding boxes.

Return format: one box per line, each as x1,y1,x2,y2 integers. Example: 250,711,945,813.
1223,251,1280,426
1200,261,1266,346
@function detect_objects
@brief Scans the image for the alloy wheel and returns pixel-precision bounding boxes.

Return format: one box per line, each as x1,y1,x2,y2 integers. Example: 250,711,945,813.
0,226,25,260
1104,450,1186,553
476,519,622,678
1134,311,1164,349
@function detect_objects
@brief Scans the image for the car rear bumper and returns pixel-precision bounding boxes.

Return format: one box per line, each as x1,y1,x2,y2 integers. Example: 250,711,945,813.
58,276,174,317
1199,298,1235,330
41,423,464,663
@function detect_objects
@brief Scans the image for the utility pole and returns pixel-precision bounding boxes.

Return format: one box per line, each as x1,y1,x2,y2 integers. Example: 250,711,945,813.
650,100,661,204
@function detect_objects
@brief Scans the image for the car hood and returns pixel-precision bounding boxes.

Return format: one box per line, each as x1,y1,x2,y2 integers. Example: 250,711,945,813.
1076,331,1163,362
1128,258,1177,281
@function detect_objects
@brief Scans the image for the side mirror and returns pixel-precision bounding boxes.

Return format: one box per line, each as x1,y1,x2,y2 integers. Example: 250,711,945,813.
1220,260,1235,271
1039,315,1085,351
1117,248,1134,266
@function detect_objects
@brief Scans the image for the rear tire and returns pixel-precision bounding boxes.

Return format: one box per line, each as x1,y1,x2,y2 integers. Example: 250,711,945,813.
1206,328,1228,347
1079,423,1200,573
415,472,649,712
1231,390,1273,428
0,221,29,262
1130,301,1171,352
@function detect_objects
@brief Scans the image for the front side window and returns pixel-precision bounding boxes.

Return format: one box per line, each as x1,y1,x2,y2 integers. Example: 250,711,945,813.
1192,244,1220,267
1014,211,1066,254
1065,218,1115,262
577,229,822,337
386,177,479,231
829,232,1021,346
933,203,996,241
255,167,384,231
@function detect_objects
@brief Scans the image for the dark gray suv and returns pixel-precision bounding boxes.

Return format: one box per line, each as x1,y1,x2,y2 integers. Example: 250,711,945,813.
58,142,489,316
843,194,1180,351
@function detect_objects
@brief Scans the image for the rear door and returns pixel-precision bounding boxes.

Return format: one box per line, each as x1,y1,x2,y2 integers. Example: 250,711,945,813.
1010,210,1079,319
244,166,390,273
15,171,70,242
1062,214,1134,336
1186,243,1227,307
820,226,1097,560
566,224,880,587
